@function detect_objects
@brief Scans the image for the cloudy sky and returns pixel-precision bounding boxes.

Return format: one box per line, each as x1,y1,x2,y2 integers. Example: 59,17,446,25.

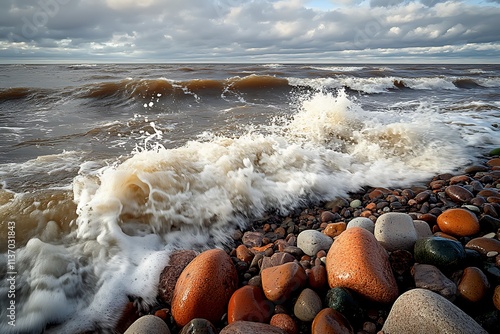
1,0,499,63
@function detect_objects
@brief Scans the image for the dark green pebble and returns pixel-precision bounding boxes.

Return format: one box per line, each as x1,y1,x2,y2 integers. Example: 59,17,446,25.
325,287,364,326
414,237,466,269
179,318,217,334
488,147,500,156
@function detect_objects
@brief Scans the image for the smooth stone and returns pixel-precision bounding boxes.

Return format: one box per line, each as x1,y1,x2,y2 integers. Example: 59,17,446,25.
458,267,490,303
436,208,480,237
261,252,296,271
445,185,474,203
479,215,500,232
261,261,307,303
227,285,273,324
493,285,500,310
179,318,217,334
242,231,264,247
382,288,487,334
465,165,489,173
414,237,466,269
487,158,500,166
350,199,362,208
235,245,254,263
220,321,288,334
297,229,333,256
389,250,414,276
411,263,457,300
325,287,364,326
413,220,432,239
375,212,418,251
158,250,197,304
326,227,398,303
171,249,238,326
308,264,328,290
270,313,298,334
321,211,337,223
293,288,323,322
465,237,500,255
124,315,171,334
346,217,375,233
489,148,500,156
323,222,346,238
311,308,354,334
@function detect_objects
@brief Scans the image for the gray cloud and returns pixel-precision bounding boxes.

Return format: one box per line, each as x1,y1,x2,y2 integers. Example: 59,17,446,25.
0,0,499,63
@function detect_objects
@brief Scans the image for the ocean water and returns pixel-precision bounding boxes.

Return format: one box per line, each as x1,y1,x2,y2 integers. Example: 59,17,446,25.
0,63,499,333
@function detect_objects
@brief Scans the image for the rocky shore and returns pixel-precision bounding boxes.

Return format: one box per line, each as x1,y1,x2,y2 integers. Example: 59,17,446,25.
117,149,500,334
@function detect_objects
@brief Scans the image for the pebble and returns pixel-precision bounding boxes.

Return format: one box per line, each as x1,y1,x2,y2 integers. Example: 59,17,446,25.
308,264,328,291
219,321,288,334
414,237,466,269
436,208,480,237
293,288,323,322
297,229,333,256
270,314,298,334
325,287,364,326
158,250,197,304
411,263,457,300
493,285,500,310
171,249,238,326
261,261,307,303
242,231,264,247
382,288,487,334
346,217,375,233
235,245,254,263
311,308,354,334
445,185,474,203
374,212,418,251
227,285,273,324
179,318,217,334
413,220,432,239
326,227,398,303
465,237,500,255
457,266,490,303
350,199,362,208
323,222,346,238
124,315,171,334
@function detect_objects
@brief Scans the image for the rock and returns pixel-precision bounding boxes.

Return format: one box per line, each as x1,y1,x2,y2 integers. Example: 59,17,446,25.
414,237,466,269
242,231,264,247
297,230,333,256
179,318,217,334
382,288,487,334
171,249,238,326
261,252,296,271
445,185,474,203
350,199,362,208
308,265,327,291
325,287,364,326
227,285,273,324
374,212,418,251
124,315,171,334
270,313,298,334
436,208,480,237
346,217,375,233
219,321,288,334
465,237,500,255
411,263,457,300
235,245,254,263
389,250,414,276
488,148,500,156
311,308,354,334
115,302,141,334
321,211,337,223
326,227,398,304
413,220,432,239
480,215,500,231
487,158,500,166
323,222,346,238
493,285,500,310
293,288,323,322
457,267,490,303
261,261,307,303
158,250,197,304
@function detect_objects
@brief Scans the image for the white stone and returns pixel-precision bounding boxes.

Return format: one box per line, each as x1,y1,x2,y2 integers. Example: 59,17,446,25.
413,220,432,239
124,315,171,334
297,229,333,256
347,217,375,233
375,212,417,252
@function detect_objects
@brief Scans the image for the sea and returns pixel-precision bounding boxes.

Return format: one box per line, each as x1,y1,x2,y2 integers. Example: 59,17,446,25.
0,63,499,333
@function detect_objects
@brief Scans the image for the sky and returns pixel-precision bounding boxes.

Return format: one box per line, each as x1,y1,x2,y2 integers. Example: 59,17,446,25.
1,0,499,63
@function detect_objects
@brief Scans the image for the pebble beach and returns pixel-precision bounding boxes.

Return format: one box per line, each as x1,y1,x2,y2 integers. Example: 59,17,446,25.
116,149,500,334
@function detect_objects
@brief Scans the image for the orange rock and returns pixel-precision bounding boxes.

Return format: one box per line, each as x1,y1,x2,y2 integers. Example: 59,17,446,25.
236,245,254,263
326,227,398,304
261,262,307,303
365,202,377,211
252,243,273,253
323,222,347,238
493,286,500,310
433,232,458,241
311,308,354,334
171,249,238,326
487,158,500,166
270,313,298,334
308,265,328,291
436,208,479,237
465,237,500,255
458,267,490,303
227,285,273,324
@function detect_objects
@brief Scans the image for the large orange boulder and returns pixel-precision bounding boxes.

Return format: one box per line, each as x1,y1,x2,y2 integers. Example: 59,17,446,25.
326,227,398,303
436,208,479,237
171,249,238,326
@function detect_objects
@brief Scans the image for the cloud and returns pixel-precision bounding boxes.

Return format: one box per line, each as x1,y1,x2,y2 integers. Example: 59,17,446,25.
0,0,499,63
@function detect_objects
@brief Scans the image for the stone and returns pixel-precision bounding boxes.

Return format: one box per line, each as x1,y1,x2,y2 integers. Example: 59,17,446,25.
346,217,375,233
158,250,197,304
487,158,500,166
466,237,500,255
115,302,140,334
493,285,500,310
489,148,500,156
321,211,337,223
235,245,254,263
270,314,298,334
261,252,296,271
311,308,354,334
326,227,398,304
374,212,418,251
293,288,323,322
242,231,264,247
171,249,238,326
261,261,307,303
382,288,487,334
325,287,364,326
297,229,333,256
219,321,288,334
413,220,432,239
414,237,466,269
445,185,474,203
457,267,490,303
436,208,480,237
411,263,457,300
179,318,217,334
227,285,273,324
323,222,346,238
308,265,327,291
389,250,414,276
124,315,171,334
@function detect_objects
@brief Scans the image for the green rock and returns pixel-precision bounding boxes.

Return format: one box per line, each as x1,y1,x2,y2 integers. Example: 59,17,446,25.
414,237,466,269
180,318,217,334
488,147,500,156
325,287,364,326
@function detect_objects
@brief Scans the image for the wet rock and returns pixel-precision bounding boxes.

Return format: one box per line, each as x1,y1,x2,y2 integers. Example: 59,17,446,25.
375,212,418,251
323,222,346,238
270,313,298,334
158,250,197,304
411,263,457,300
261,261,307,303
124,315,171,334
308,264,327,291
436,208,480,237
382,288,487,334
457,266,490,303
171,249,238,326
325,287,364,326
465,237,500,255
414,237,466,269
479,214,500,231
227,285,273,324
242,231,264,247
326,227,398,303
261,252,296,271
311,308,354,334
220,321,288,334
235,245,254,263
297,230,333,256
493,285,500,310
389,250,414,276
179,318,217,334
321,211,338,223
346,217,375,233
293,288,323,322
